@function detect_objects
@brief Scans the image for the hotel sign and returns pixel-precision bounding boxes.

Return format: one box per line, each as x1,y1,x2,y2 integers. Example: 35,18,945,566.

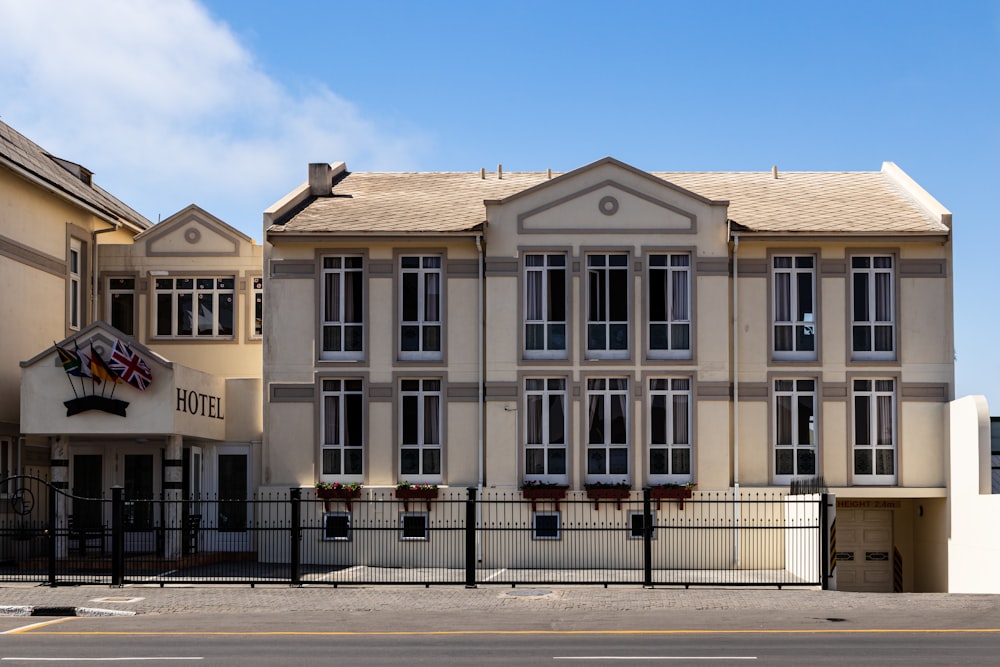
176,388,225,420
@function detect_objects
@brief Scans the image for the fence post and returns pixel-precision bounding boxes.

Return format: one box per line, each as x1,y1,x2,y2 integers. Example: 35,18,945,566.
47,482,57,587
820,492,831,590
642,487,653,588
289,487,302,586
465,487,478,589
111,486,124,587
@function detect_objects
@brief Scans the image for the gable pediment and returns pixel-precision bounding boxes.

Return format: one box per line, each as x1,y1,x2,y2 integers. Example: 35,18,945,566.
518,179,698,234
139,205,250,257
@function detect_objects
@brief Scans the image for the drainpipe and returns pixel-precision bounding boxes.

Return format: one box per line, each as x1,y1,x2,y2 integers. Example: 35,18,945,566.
91,222,120,324
475,234,484,561
731,228,741,566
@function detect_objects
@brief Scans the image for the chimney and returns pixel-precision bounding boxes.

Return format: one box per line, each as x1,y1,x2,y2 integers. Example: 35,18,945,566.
309,163,333,196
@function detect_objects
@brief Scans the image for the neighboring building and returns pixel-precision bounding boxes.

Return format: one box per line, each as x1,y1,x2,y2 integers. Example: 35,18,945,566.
2,121,262,558
263,157,955,592
991,417,1000,494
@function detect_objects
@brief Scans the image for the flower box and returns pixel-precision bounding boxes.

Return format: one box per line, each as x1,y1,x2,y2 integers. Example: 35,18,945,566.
316,486,362,511
521,485,569,511
649,486,694,510
395,487,439,511
585,486,632,510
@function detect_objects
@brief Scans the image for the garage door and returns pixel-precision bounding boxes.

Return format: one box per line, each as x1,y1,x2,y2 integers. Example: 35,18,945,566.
836,508,893,592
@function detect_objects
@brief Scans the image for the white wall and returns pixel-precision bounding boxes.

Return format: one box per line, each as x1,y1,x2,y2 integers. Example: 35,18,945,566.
947,395,1000,593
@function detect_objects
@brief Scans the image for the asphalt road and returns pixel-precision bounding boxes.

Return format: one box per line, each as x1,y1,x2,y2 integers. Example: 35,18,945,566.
3,610,999,665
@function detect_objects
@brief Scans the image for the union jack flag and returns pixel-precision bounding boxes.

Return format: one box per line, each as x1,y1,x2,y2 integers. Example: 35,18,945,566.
108,338,152,391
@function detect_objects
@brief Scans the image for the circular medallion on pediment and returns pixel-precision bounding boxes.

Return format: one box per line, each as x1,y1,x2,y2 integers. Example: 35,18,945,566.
184,227,202,243
598,195,619,216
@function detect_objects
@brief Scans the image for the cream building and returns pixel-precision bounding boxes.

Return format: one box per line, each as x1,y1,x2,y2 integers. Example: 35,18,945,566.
3,121,263,558
264,157,959,591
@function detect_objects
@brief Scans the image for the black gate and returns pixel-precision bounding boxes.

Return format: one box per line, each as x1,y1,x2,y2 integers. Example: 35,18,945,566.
0,475,111,585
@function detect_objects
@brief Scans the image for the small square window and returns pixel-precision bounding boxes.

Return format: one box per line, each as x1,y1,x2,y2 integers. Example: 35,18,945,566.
323,513,351,541
400,513,429,541
532,512,561,540
629,511,656,540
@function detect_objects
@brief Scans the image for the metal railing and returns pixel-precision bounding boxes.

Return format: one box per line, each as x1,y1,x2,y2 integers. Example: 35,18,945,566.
1,477,827,588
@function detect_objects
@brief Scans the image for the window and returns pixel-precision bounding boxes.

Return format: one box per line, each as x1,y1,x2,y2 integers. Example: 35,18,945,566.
629,510,656,540
587,378,629,481
853,379,896,484
400,255,442,359
321,379,364,479
252,276,263,339
524,379,567,483
774,379,817,482
524,254,567,357
400,379,441,480
154,277,234,338
851,255,894,359
321,256,363,358
69,238,82,330
648,378,692,484
587,254,629,358
108,277,136,335
773,256,815,359
323,513,352,541
532,512,561,540
648,253,690,358
400,513,429,541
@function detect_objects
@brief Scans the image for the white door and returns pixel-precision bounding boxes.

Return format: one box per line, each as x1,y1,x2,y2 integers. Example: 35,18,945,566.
836,508,893,592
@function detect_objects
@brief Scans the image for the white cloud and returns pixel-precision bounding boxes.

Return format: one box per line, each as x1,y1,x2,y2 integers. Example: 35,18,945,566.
0,0,428,236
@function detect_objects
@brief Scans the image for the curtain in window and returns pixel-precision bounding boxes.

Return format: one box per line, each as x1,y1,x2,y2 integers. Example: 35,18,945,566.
774,273,790,322
324,396,339,445
612,386,628,444
588,393,603,444
672,393,689,445
526,271,541,321
526,394,542,445
875,272,891,322
424,394,440,444
671,270,689,320
325,273,340,323
876,394,892,445
344,272,358,323
424,274,440,322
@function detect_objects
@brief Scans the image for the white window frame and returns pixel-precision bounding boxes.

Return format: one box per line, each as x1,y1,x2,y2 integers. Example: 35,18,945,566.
586,253,629,359
399,255,442,360
153,276,235,338
321,255,363,359
531,511,561,541
399,512,429,541
772,255,816,360
107,276,136,336
586,377,630,483
853,378,897,485
69,238,82,330
648,378,693,485
524,253,567,359
320,379,364,481
648,253,691,359
523,378,568,484
851,255,895,360
399,379,442,483
251,276,263,340
773,378,818,484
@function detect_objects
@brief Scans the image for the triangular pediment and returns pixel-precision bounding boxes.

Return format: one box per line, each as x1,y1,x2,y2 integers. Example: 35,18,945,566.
492,157,728,235
138,205,252,257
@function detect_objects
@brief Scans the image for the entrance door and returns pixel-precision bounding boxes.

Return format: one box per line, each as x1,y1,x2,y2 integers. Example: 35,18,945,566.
837,508,893,592
71,454,103,531
215,451,250,551
123,453,155,553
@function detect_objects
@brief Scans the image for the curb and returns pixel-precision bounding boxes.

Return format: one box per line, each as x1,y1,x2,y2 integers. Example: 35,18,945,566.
0,606,135,617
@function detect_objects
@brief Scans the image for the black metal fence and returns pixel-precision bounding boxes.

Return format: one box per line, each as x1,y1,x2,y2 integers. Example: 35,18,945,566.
1,476,827,588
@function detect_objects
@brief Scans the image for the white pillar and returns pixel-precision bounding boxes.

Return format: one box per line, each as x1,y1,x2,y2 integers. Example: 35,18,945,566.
50,435,69,558
163,434,183,559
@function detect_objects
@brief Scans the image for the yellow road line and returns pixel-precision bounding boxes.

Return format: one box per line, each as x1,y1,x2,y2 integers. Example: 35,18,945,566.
12,628,1000,637
3,617,77,635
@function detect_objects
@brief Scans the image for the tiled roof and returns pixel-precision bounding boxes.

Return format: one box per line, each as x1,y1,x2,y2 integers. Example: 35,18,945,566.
273,166,949,236
0,120,151,230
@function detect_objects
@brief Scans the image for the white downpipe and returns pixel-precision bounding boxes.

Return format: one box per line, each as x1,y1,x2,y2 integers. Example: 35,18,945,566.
731,231,741,566
475,235,484,562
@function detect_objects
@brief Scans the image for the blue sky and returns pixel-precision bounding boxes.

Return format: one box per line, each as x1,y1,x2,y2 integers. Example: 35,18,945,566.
0,1,997,405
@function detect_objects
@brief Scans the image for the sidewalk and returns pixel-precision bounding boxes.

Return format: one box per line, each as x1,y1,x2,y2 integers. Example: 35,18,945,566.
2,582,999,619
